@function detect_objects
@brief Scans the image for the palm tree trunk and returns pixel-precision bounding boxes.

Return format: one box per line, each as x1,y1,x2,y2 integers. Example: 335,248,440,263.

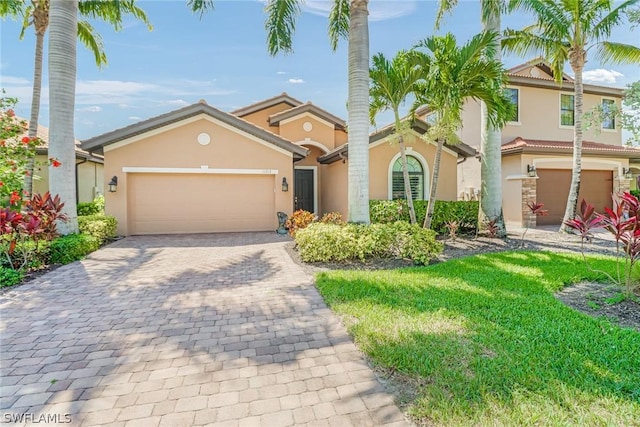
346,0,370,224
560,52,585,232
48,0,78,235
478,10,506,237
398,136,417,224
424,138,444,229
24,30,45,198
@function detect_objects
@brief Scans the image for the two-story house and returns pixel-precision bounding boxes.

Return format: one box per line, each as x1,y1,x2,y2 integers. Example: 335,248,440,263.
418,58,639,228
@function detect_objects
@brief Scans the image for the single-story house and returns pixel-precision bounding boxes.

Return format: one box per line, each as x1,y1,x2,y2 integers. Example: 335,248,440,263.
81,94,474,235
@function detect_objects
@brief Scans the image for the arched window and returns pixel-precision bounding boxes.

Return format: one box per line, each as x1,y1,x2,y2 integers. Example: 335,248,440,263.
392,155,424,200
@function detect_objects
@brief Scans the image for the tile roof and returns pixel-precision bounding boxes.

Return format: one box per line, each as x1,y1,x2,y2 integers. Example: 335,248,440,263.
502,137,640,158
231,92,303,117
268,102,346,129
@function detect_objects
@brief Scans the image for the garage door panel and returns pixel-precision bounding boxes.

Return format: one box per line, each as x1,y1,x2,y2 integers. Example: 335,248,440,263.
536,169,613,226
128,174,275,234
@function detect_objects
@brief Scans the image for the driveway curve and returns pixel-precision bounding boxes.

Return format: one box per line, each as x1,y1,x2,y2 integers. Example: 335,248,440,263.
1,233,408,427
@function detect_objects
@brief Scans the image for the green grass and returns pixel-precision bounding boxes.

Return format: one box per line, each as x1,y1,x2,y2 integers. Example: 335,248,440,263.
315,251,640,426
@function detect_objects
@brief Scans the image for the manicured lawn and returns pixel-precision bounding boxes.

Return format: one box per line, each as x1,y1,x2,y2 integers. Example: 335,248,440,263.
315,251,640,426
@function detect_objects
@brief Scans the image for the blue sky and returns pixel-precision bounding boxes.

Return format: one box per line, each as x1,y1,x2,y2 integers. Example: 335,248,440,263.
1,0,639,140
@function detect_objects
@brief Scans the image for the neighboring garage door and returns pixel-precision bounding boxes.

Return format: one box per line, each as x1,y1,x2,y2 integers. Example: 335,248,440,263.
536,169,613,226
128,173,275,234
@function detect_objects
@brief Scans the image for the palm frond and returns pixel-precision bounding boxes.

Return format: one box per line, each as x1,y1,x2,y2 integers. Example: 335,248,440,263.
185,0,215,18
77,20,107,67
264,0,301,56
595,41,640,64
434,0,458,30
592,0,639,40
78,0,152,31
328,0,349,51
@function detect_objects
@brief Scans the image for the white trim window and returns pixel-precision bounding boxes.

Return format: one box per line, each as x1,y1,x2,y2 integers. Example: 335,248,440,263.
391,155,425,200
602,98,616,130
560,93,575,127
505,87,520,123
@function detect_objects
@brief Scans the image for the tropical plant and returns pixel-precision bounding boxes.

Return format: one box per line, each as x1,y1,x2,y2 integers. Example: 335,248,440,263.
369,50,421,224
564,194,640,298
521,201,548,246
265,0,371,224
435,0,527,238
285,209,316,237
0,0,152,196
503,0,640,233
410,31,513,230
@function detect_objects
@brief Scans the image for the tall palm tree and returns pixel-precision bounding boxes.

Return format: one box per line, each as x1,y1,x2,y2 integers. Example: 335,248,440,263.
411,32,513,229
369,51,421,224
503,0,640,232
48,0,78,234
265,0,371,224
436,0,526,237
2,0,151,196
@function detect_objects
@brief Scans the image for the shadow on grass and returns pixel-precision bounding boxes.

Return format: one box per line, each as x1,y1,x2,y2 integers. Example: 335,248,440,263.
316,250,640,424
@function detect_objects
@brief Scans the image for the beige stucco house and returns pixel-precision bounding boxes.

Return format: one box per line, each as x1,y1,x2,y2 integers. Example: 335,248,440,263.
81,94,473,235
417,58,640,227
20,120,104,203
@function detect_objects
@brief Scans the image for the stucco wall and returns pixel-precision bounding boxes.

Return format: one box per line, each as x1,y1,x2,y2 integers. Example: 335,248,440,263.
502,155,524,227
322,161,348,216
236,103,292,134
104,116,294,235
280,116,337,151
33,154,103,203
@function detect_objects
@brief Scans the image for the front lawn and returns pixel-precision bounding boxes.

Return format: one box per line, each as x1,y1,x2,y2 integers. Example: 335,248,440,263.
315,251,640,426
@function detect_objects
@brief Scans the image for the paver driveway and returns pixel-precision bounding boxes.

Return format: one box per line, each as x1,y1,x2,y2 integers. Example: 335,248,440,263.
0,233,409,427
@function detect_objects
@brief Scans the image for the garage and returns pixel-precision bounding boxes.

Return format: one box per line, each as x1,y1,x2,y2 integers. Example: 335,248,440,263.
127,173,276,235
536,169,613,226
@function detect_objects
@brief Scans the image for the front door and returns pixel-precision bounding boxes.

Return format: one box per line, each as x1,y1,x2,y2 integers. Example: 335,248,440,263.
294,168,315,212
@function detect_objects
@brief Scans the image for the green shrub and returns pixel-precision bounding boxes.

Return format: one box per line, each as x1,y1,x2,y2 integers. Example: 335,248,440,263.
369,199,479,235
49,234,100,265
630,189,640,199
295,221,442,265
0,239,50,270
0,266,23,287
78,215,117,243
77,195,105,216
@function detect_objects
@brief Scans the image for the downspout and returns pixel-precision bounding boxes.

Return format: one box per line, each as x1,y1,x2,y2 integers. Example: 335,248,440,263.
75,157,88,203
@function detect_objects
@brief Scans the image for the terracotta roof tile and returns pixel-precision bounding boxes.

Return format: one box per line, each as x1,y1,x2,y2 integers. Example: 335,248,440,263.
502,137,640,155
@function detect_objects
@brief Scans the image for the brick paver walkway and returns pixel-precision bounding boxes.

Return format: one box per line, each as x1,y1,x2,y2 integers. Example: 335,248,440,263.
1,233,409,426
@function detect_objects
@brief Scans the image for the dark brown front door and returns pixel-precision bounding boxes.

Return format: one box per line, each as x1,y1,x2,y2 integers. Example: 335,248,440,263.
294,169,315,212
536,169,613,226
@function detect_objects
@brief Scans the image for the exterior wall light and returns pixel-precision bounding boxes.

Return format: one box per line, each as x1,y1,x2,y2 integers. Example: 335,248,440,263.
281,177,289,192
527,165,537,177
623,168,633,179
108,176,118,192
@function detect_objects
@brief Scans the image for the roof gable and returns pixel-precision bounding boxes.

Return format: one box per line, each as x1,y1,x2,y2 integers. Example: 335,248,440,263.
231,92,303,117
268,102,346,130
502,137,640,158
507,57,574,82
80,101,308,159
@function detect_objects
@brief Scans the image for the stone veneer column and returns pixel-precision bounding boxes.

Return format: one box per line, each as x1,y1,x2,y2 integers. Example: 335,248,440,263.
613,175,631,196
521,177,538,228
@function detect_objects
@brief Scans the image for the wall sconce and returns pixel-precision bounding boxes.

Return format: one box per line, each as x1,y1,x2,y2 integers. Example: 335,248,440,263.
623,168,633,179
527,165,537,177
108,176,118,193
281,177,289,192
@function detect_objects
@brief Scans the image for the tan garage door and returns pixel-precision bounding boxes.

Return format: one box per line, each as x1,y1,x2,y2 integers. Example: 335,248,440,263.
128,173,276,234
536,169,613,226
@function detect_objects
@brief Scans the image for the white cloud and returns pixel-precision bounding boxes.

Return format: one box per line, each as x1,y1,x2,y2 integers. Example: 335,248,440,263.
302,0,416,22
128,116,142,121
1,75,31,85
159,99,190,107
277,71,288,75
288,78,305,84
77,105,102,112
583,69,624,84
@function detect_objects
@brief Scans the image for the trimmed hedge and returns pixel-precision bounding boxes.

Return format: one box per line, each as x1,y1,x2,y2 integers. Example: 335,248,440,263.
295,221,442,265
78,215,117,243
0,266,23,287
77,196,104,216
49,234,101,265
370,199,479,235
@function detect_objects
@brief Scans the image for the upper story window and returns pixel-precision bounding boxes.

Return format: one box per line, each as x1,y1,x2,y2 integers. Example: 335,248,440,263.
560,93,575,126
505,88,519,123
602,98,616,130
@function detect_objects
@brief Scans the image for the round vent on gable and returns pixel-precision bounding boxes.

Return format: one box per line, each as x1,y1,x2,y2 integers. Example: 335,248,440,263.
197,132,211,146
303,121,313,132
530,68,541,78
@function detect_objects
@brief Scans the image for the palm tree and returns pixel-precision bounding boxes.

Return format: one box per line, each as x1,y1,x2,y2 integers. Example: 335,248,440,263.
411,32,513,230
265,0,371,224
48,0,78,234
369,51,421,224
435,0,527,237
503,0,640,232
3,0,151,196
